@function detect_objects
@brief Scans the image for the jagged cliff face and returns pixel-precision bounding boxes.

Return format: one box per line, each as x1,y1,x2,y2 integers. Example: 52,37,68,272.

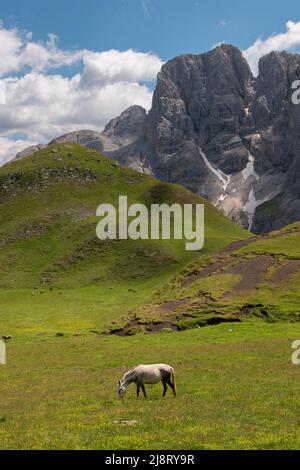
145,45,255,226
11,45,300,233
142,45,300,232
117,45,300,233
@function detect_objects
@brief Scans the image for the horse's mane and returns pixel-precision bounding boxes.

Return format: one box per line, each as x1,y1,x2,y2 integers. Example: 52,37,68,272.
122,368,136,381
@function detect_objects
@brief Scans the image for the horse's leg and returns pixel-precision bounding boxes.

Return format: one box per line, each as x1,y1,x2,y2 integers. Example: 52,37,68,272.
136,383,141,398
166,377,176,397
141,384,147,399
162,381,168,397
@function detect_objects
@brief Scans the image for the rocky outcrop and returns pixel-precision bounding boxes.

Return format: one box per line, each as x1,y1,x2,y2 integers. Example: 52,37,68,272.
49,105,147,153
12,144,47,162
101,105,147,150
9,45,300,233
49,130,103,150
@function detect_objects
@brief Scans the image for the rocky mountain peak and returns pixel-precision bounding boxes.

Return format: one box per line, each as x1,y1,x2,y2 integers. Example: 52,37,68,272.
49,130,103,150
9,45,300,234
103,105,147,137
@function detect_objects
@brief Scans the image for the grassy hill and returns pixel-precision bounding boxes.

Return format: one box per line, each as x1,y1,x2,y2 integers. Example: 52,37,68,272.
0,143,248,289
0,143,248,336
115,221,300,333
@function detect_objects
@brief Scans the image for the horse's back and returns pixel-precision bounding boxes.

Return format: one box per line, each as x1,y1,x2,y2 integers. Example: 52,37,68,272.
136,363,173,372
135,363,173,384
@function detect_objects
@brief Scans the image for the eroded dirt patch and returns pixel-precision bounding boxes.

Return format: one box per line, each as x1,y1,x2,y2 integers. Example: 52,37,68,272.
269,260,300,284
223,255,276,295
157,298,191,313
181,226,300,290
181,238,256,287
109,318,178,336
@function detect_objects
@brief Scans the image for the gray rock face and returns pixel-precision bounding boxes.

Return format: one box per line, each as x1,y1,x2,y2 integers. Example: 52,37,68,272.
49,105,147,154
12,144,47,162
148,45,252,172
250,51,300,232
128,45,300,234
102,105,147,149
9,45,300,233
49,130,103,151
99,105,148,172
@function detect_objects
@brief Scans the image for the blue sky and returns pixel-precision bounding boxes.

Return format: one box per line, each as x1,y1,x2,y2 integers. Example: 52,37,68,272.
1,0,300,60
0,0,300,163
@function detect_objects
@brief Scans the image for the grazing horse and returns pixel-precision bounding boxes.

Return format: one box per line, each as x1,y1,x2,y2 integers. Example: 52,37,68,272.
118,364,176,399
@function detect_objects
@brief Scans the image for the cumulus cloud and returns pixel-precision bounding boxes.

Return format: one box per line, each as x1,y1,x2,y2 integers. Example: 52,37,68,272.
0,23,163,164
0,73,154,143
0,26,85,76
244,20,300,75
0,137,38,165
80,49,163,87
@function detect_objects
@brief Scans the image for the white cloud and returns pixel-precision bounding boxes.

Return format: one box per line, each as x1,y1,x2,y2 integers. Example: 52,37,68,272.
0,73,154,142
243,20,300,75
0,137,38,165
0,26,85,76
0,26,23,75
80,49,163,87
0,23,163,164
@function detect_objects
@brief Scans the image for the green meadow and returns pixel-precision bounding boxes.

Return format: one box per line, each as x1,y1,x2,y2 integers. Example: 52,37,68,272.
0,144,300,449
0,322,299,450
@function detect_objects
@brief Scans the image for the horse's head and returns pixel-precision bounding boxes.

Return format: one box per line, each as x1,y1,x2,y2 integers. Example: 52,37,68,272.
118,380,126,399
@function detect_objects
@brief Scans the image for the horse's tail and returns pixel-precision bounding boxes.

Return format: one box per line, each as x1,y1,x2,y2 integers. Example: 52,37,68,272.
170,367,176,395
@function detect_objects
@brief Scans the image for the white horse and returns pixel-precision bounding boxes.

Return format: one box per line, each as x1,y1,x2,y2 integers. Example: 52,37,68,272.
118,363,176,399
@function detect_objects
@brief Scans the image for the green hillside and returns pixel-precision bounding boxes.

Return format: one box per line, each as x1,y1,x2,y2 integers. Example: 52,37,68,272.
0,143,248,290
0,143,248,336
116,221,300,333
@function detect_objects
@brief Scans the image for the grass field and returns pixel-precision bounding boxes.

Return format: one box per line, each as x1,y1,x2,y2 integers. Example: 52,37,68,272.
0,321,299,450
1,144,300,450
